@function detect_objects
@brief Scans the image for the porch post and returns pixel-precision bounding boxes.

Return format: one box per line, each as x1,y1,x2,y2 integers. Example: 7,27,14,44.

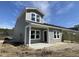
24,25,31,46
61,30,63,42
28,25,31,46
47,28,50,43
29,25,31,46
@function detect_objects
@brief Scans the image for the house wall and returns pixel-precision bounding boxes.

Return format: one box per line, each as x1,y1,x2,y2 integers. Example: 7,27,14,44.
14,8,63,44
14,12,26,43
31,28,45,43
26,27,29,44
27,27,62,44
25,12,45,23
48,29,62,44
14,9,45,44
26,12,31,21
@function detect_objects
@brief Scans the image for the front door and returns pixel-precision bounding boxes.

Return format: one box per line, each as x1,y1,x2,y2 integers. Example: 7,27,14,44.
43,30,47,43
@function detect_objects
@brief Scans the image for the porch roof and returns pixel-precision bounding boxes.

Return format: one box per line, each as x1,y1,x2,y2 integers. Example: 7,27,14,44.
31,22,63,30
26,21,79,33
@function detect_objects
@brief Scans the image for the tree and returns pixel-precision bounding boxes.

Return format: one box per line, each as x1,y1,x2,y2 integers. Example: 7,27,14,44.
70,24,79,31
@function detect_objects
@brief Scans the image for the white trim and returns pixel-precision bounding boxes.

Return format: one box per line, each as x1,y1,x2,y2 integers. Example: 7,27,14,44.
24,25,30,45
47,28,49,43
31,22,79,33
30,12,41,23
29,25,31,46
53,30,60,39
31,30,41,40
36,14,41,23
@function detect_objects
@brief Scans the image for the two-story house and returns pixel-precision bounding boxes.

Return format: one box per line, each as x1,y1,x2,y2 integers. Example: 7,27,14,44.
14,8,79,46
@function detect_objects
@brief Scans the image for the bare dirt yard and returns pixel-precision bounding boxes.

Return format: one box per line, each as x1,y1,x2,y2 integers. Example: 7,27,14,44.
1,42,79,57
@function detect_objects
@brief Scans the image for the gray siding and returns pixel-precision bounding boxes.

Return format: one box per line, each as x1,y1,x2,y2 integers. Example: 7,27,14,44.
26,27,29,44
14,8,63,45
48,29,62,44
25,12,45,23
31,40,41,43
14,12,26,43
31,27,46,43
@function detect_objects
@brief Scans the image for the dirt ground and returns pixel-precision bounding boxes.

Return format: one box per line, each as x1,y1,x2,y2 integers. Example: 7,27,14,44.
1,42,79,57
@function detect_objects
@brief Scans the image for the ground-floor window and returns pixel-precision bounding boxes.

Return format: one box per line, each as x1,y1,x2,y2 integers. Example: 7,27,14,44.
54,31,60,39
31,31,35,39
31,30,40,40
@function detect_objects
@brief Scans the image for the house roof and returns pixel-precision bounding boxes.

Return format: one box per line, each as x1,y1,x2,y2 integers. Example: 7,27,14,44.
26,20,79,33
26,8,44,17
27,20,68,29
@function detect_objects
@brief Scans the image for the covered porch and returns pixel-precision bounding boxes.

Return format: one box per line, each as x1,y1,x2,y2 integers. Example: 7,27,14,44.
24,23,49,46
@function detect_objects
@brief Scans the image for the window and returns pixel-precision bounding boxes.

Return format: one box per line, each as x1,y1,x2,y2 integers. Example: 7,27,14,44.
31,30,40,40
57,32,59,38
54,31,56,38
31,13,35,21
54,31,60,39
31,13,41,23
37,15,40,22
31,31,35,39
36,31,40,39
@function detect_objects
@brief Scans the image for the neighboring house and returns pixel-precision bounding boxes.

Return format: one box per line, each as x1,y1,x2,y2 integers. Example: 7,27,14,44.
14,8,79,46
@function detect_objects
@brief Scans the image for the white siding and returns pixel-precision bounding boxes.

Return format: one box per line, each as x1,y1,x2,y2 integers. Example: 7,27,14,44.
26,12,31,21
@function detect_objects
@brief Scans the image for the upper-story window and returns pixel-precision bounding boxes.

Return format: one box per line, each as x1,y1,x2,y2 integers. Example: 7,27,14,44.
31,13,35,21
37,15,40,22
31,13,41,23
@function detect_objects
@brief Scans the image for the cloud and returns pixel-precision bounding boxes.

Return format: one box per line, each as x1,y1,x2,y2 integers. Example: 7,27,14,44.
31,1,62,23
13,1,33,8
31,1,50,15
31,1,50,23
13,1,25,8
0,24,13,29
56,2,74,15
31,1,59,15
12,1,59,23
32,1,60,23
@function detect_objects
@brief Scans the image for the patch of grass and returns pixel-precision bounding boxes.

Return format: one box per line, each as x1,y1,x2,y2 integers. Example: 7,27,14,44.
1,43,79,57
39,48,52,56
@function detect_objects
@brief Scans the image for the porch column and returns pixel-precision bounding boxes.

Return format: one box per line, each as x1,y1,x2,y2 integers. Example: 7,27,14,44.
29,25,31,46
47,28,50,43
24,25,31,46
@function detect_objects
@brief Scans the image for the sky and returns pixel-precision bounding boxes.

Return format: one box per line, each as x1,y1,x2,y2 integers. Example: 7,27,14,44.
0,1,79,29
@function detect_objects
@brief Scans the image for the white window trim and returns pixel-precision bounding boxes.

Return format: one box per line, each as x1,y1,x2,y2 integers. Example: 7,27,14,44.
31,12,36,22
53,30,60,39
36,14,41,23
31,30,41,40
31,12,41,23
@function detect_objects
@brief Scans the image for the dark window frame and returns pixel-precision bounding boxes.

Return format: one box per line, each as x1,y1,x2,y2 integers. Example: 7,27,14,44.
31,13,35,21
54,31,60,39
